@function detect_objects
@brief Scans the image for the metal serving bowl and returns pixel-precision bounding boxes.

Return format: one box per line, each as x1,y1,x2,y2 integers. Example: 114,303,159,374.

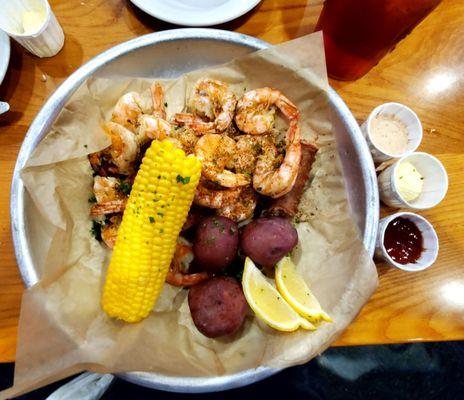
10,29,378,393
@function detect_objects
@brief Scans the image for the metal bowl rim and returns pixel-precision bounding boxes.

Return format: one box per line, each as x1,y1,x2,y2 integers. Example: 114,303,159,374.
10,28,379,393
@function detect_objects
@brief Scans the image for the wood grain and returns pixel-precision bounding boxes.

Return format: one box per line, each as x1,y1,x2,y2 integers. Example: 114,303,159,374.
0,0,463,362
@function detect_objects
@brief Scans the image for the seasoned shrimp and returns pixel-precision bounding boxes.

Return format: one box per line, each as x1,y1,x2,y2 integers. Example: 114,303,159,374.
135,83,172,146
93,176,126,204
235,87,300,135
173,113,215,135
253,120,302,198
90,176,127,216
88,152,119,176
217,186,257,222
194,182,256,222
111,92,144,132
112,83,167,135
194,134,250,188
173,79,237,134
101,121,139,175
194,181,242,209
170,127,199,155
136,114,171,146
166,238,210,287
101,214,122,248
233,134,274,175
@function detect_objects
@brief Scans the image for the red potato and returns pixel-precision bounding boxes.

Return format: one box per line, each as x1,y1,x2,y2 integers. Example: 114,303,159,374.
241,217,298,267
193,216,239,272
188,276,248,338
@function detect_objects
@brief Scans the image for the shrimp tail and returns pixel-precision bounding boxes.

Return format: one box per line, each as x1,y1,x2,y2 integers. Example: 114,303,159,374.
90,200,127,216
173,113,216,135
151,82,167,120
276,95,300,121
166,239,210,287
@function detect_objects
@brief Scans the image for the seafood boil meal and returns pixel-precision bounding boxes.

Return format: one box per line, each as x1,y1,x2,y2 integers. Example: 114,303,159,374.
88,78,331,337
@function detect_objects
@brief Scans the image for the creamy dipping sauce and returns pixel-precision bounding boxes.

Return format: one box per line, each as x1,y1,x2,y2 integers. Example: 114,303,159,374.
370,113,409,155
395,161,423,202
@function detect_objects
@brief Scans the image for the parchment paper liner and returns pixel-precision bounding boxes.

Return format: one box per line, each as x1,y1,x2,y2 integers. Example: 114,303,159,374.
1,32,377,399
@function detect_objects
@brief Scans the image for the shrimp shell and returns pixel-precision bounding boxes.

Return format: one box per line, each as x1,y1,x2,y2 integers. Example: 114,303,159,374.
235,87,299,135
194,134,250,188
253,121,302,198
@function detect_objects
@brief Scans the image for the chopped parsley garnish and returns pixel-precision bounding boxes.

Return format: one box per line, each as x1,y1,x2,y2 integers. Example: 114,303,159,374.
90,220,102,241
118,181,132,196
149,216,155,223
164,102,168,107
88,195,97,204
176,174,190,184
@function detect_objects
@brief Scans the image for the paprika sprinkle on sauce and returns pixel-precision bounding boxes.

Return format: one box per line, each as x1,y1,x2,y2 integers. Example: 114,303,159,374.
384,217,423,264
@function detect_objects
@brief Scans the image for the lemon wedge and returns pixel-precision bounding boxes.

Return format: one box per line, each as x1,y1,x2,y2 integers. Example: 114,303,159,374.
242,257,315,332
275,257,332,323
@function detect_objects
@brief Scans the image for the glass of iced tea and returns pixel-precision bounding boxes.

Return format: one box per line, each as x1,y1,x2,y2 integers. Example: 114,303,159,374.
316,0,442,81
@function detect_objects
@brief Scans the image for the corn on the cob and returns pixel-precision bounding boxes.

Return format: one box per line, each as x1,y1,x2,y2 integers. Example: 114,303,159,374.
102,140,201,323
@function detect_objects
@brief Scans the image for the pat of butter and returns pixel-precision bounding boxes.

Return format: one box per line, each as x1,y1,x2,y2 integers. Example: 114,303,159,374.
22,9,46,35
395,161,423,202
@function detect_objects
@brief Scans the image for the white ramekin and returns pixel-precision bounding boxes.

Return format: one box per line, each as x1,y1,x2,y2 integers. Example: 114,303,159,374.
378,152,448,209
0,0,64,58
361,102,422,162
375,212,439,272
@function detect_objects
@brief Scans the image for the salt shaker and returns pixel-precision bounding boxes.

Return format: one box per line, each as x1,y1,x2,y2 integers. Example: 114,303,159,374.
0,0,64,58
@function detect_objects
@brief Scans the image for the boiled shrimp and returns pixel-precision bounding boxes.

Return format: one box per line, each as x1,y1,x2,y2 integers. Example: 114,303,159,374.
111,92,144,132
136,114,172,146
135,83,172,146
112,82,168,134
194,180,243,209
235,87,299,135
217,186,257,222
253,121,302,198
90,176,127,216
173,113,215,135
166,238,209,287
170,127,199,155
101,214,122,248
101,121,139,175
194,134,250,188
88,152,120,176
173,79,236,134
233,134,274,175
194,182,256,222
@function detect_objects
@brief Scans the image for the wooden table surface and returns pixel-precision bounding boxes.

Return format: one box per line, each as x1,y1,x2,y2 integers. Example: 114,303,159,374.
0,0,463,363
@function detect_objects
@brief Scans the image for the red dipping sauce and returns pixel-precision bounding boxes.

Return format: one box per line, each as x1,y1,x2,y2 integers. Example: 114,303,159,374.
384,217,423,264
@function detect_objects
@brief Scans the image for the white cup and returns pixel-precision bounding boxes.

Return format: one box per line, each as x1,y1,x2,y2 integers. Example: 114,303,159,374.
0,0,64,58
375,212,439,271
361,102,422,162
378,152,448,209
